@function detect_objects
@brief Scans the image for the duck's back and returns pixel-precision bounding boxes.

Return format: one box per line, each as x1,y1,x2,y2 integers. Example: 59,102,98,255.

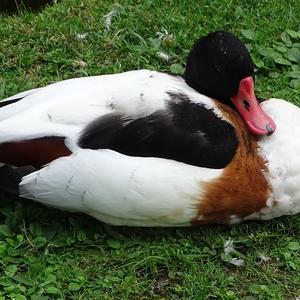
0,70,184,121
0,70,210,144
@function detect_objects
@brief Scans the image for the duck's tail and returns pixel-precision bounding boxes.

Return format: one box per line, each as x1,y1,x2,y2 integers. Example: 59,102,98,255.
0,165,35,196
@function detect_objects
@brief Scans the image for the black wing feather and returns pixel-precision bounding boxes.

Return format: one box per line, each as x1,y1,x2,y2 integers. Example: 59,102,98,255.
79,93,238,169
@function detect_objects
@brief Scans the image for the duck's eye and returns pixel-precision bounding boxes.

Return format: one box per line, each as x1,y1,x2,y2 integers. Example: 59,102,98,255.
243,99,250,111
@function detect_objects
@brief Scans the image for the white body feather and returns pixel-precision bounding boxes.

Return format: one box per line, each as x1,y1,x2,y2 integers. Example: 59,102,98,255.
20,150,221,226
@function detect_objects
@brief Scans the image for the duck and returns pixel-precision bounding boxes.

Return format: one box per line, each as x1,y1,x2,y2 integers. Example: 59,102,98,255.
0,31,299,226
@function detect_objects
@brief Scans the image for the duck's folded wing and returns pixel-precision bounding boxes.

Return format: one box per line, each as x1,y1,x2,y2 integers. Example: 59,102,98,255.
19,149,220,226
78,96,238,169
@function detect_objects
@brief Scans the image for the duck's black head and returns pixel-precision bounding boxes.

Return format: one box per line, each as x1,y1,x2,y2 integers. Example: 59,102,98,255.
183,31,276,136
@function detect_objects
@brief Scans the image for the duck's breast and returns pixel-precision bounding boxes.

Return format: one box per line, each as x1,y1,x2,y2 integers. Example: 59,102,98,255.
247,99,300,220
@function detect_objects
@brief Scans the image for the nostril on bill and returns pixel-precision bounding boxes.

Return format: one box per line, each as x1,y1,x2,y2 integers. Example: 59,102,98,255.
266,124,275,136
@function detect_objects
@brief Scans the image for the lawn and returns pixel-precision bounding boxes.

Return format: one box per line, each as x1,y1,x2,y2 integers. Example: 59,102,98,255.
1,0,300,299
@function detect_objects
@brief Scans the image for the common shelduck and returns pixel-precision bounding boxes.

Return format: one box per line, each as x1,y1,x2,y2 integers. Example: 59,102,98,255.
0,31,299,226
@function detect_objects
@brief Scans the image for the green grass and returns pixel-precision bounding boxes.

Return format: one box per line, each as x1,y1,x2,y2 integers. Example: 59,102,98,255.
1,0,300,299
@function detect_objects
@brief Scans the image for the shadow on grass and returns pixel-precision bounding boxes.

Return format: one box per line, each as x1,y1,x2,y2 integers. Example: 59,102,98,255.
0,0,57,15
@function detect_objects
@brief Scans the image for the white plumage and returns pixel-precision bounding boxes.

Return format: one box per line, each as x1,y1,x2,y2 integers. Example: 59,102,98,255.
20,149,221,226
